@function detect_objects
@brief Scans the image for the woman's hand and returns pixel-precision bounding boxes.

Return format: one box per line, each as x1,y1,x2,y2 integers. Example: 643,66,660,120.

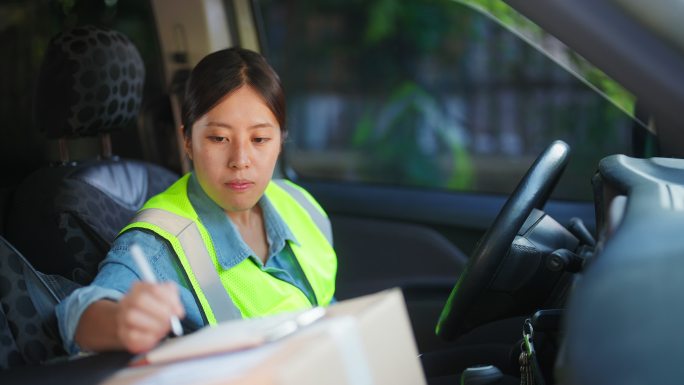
115,282,185,353
75,282,185,354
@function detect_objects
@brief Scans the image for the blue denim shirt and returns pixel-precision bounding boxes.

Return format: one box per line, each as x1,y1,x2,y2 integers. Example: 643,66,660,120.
56,174,322,355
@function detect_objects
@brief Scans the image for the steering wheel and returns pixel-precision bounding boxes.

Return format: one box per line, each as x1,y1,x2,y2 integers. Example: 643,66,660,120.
436,140,570,340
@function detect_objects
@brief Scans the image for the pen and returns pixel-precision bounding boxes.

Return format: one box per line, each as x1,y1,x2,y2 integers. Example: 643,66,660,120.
130,243,184,337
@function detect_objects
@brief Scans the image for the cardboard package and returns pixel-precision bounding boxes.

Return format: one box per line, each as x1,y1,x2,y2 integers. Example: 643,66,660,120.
103,288,427,385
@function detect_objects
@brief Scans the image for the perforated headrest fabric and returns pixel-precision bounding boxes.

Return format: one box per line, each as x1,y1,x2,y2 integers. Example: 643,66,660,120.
34,25,145,139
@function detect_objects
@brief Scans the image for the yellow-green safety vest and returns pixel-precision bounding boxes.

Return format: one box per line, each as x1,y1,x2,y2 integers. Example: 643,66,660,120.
121,174,337,325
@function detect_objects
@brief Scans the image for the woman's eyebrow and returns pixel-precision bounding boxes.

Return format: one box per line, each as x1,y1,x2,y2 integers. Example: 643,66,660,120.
205,122,276,129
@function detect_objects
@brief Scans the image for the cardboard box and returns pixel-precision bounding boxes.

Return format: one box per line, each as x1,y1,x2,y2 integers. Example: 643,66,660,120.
102,288,427,385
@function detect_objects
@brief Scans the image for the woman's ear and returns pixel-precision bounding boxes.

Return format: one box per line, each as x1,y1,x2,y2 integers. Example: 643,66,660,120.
181,125,193,160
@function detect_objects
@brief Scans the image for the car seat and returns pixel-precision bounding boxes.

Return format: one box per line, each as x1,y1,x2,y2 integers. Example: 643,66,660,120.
0,236,79,369
5,25,178,285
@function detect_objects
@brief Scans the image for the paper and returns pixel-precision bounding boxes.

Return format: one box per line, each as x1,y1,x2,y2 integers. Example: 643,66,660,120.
108,344,280,385
130,306,326,366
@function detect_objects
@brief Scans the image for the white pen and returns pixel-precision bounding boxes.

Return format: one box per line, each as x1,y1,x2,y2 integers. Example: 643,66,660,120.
130,243,184,337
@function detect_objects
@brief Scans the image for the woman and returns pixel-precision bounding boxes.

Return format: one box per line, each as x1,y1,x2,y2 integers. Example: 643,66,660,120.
56,48,337,354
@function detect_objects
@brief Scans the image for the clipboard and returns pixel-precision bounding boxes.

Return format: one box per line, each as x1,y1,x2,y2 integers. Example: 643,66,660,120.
130,306,326,366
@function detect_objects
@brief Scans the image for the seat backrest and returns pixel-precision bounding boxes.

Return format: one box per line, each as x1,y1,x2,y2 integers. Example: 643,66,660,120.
0,236,79,369
5,26,177,285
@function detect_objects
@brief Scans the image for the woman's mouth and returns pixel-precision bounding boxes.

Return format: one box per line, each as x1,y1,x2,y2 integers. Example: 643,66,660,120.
225,180,254,191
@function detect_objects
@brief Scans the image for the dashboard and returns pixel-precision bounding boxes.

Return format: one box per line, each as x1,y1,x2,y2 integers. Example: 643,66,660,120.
560,155,684,385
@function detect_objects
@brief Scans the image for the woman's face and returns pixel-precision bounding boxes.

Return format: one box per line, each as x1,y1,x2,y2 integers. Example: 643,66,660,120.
185,85,281,214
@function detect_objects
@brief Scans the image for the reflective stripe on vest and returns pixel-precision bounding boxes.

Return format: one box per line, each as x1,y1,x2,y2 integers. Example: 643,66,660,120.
272,180,333,246
132,208,242,322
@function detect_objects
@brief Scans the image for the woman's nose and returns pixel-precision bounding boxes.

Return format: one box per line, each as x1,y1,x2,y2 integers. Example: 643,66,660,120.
227,142,250,169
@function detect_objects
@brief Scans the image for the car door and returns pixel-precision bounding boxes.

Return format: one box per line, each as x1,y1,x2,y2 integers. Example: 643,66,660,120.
253,0,646,352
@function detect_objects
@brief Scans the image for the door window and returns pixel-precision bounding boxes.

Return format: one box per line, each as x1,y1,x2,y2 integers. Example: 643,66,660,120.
257,0,643,201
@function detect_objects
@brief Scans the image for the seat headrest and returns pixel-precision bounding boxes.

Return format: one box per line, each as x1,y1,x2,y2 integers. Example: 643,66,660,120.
34,25,145,139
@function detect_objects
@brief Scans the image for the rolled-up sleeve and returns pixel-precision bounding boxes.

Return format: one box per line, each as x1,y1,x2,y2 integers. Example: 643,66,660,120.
55,285,124,355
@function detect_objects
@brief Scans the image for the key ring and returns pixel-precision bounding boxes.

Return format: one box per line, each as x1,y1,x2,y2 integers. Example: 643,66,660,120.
523,318,534,340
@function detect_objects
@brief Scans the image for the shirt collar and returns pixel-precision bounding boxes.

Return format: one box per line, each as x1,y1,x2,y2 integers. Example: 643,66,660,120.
187,173,299,269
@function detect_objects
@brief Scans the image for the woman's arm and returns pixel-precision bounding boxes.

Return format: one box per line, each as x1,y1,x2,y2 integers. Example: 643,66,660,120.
57,230,188,354
74,282,184,353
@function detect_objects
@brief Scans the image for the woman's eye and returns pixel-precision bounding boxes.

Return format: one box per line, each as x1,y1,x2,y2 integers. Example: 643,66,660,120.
209,136,226,143
253,137,271,144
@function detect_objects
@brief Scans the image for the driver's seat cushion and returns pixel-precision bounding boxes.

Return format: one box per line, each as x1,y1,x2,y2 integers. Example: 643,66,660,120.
0,236,79,369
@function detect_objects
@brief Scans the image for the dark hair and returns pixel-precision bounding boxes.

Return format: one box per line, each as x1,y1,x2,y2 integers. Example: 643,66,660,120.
181,47,286,140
